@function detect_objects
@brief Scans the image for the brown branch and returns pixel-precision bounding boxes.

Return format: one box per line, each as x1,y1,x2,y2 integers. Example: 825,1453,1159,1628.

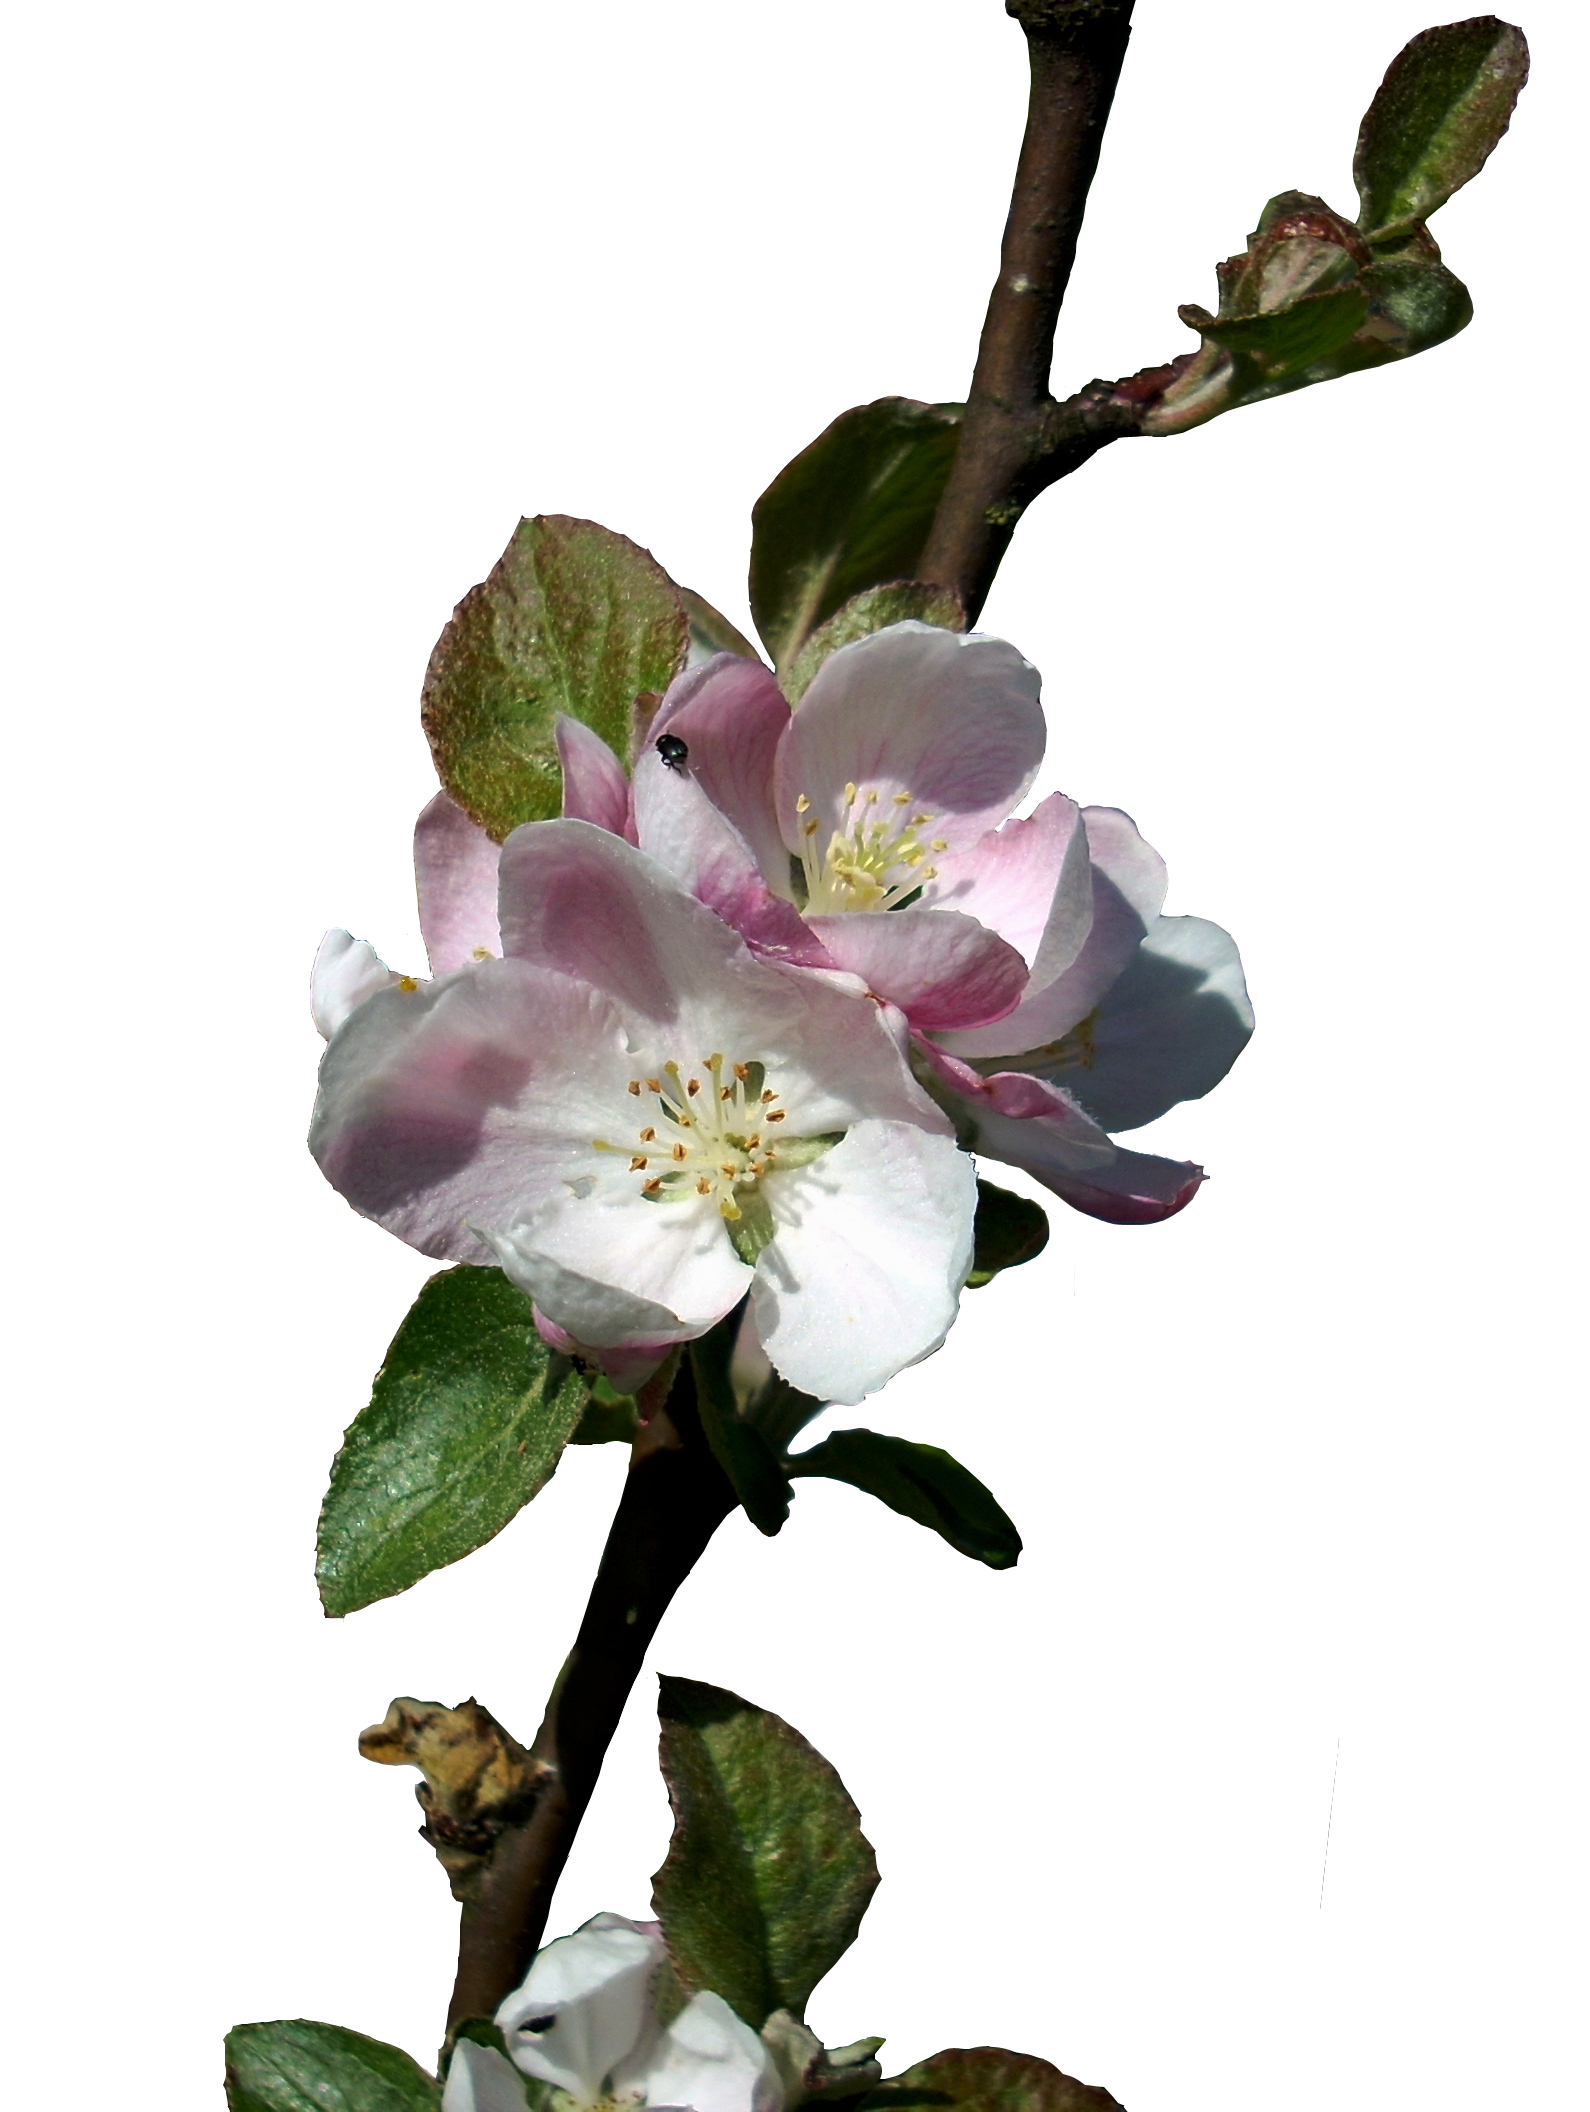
446,1358,736,2034
918,0,1140,620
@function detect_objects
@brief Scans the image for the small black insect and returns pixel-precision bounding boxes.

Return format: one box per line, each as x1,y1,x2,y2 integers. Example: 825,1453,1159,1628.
655,732,689,773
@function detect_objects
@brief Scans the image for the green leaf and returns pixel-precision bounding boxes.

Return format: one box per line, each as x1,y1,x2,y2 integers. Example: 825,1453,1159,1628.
861,2047,1125,2112
422,515,689,841
316,1267,585,1616
1355,17,1529,240
749,399,963,672
690,1319,791,1536
788,1430,1021,1571
967,1178,1049,1289
1191,283,1369,379
653,1676,879,2027
781,582,966,704
225,2021,439,2112
680,586,763,664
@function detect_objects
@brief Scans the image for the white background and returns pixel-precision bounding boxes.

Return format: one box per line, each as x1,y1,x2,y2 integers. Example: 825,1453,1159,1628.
4,2,1584,2106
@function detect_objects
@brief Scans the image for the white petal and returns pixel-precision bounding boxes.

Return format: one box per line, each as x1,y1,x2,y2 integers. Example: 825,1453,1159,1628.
497,1914,666,2102
486,1189,752,1348
636,1991,783,2112
752,1120,977,1405
310,928,400,1039
443,2040,529,2112
1046,913,1253,1133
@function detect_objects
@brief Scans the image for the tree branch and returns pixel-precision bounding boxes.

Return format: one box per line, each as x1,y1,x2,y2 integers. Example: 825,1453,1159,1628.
918,0,1140,619
446,1359,736,2035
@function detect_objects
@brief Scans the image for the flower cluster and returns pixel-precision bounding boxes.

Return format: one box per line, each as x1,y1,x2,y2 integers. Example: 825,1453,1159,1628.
310,624,1250,1405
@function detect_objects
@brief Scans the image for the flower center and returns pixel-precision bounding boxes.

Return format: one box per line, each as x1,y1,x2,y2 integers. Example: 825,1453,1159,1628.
591,1057,841,1264
795,783,950,912
594,1056,792,1221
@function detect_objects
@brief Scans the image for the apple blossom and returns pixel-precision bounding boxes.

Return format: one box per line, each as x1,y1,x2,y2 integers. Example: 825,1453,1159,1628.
310,819,974,1405
547,622,1251,1225
443,1914,782,2112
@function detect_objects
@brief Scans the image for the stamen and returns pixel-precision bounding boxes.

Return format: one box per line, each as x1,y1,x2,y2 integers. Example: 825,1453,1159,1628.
639,1127,656,1142
629,1156,648,1171
398,976,418,993
628,1080,641,1095
687,1077,701,1096
893,790,912,804
643,1178,662,1194
795,793,811,813
672,1143,687,1161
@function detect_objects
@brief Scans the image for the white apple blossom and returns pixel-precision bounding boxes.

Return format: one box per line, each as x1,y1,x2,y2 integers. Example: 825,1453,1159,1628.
442,1914,782,2112
310,820,974,1405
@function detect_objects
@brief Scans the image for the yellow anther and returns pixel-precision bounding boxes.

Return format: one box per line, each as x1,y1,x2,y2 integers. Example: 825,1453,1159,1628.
865,788,879,805
629,1156,648,1171
844,782,858,805
687,1077,701,1096
643,1177,662,1194
672,1143,687,1161
931,838,949,851
796,793,811,813
697,1177,712,1195
646,1077,662,1092
893,790,912,804
398,976,419,993
639,1127,656,1142
804,819,819,837
733,1062,749,1080
767,1109,786,1123
628,1080,642,1095
471,946,493,959
720,1086,733,1100
922,866,938,880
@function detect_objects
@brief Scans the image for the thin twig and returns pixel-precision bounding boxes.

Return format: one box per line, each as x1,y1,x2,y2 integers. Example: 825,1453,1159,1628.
446,1360,736,2036
918,0,1146,620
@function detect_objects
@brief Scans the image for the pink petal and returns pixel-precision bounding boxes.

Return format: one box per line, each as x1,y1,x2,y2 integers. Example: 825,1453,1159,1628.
495,821,942,1139
935,804,1168,1060
1030,1147,1205,1225
555,714,635,842
650,653,790,890
962,1084,1204,1225
632,742,833,968
309,957,633,1264
414,792,503,975
775,624,1044,862
924,791,1094,987
804,908,1028,1031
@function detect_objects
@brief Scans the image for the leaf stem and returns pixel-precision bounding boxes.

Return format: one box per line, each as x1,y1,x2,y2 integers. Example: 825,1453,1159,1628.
918,0,1143,619
446,1357,736,2035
